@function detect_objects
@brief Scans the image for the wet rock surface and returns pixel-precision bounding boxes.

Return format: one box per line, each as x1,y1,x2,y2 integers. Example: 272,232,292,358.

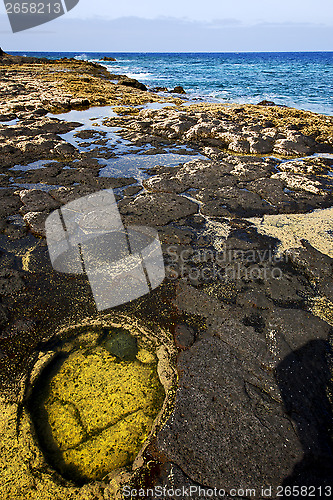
0,55,333,498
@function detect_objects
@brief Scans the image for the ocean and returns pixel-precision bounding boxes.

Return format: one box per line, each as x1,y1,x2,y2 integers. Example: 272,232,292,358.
12,51,333,116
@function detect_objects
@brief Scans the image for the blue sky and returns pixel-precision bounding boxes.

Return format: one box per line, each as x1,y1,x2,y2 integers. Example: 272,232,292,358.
0,0,332,51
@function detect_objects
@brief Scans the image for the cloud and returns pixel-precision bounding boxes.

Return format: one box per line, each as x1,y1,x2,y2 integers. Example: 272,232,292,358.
209,18,243,27
1,15,332,52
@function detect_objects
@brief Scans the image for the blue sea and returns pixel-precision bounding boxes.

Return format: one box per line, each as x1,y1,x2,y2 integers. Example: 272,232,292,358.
13,52,333,116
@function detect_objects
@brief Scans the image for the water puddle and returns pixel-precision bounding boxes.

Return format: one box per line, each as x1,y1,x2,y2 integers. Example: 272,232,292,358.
10,180,62,191
48,106,207,182
141,102,176,110
27,317,176,484
10,160,58,172
0,118,19,126
99,151,207,181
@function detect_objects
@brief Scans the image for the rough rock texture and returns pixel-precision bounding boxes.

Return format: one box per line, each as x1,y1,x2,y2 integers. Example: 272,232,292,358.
156,272,333,495
107,105,333,156
119,192,198,226
158,336,303,491
143,157,333,217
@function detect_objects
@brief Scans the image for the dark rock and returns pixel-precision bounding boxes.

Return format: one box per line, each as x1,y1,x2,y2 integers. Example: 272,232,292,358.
122,185,142,197
100,57,116,62
151,87,168,92
0,113,17,122
118,77,147,91
53,142,77,156
0,269,25,296
263,273,310,307
247,178,297,213
17,165,63,185
70,98,90,108
273,133,316,156
50,185,102,204
157,335,303,492
261,307,333,367
74,130,101,140
286,240,333,302
103,328,138,361
19,189,60,213
236,289,272,310
276,340,333,489
257,100,277,106
164,268,333,494
150,462,227,500
118,192,198,226
1,319,36,340
174,323,195,350
170,86,186,94
23,211,48,237
0,303,8,328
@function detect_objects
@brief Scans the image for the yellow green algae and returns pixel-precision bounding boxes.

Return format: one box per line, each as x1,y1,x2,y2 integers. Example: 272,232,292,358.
307,296,333,327
176,102,333,148
0,314,176,499
30,329,165,482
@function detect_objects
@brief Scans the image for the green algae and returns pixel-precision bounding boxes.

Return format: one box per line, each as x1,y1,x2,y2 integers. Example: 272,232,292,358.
29,328,166,483
308,296,333,327
103,328,138,361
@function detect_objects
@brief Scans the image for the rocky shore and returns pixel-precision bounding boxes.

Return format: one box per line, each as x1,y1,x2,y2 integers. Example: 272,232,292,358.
0,53,333,499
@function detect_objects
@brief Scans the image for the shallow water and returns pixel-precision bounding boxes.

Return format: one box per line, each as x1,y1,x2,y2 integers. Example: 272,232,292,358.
0,118,19,126
10,160,58,171
99,152,207,180
10,180,63,191
49,107,207,181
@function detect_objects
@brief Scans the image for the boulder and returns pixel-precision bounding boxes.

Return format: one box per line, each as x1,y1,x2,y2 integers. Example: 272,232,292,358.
257,100,277,106
248,136,274,154
23,211,48,237
19,189,60,213
170,86,186,94
53,142,77,156
118,77,147,91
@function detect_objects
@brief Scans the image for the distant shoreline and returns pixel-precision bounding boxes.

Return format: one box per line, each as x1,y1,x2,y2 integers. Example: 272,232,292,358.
8,50,332,116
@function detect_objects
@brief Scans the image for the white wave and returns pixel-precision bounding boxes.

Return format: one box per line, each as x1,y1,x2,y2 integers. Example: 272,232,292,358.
125,72,152,80
74,54,88,61
108,66,130,72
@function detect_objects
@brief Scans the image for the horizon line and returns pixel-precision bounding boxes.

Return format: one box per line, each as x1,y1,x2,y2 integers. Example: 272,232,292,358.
8,50,333,54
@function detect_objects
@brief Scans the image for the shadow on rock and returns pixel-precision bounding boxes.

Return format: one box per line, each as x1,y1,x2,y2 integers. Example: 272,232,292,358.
276,339,333,491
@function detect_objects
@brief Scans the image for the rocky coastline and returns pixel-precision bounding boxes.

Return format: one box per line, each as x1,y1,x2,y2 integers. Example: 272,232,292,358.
0,53,333,499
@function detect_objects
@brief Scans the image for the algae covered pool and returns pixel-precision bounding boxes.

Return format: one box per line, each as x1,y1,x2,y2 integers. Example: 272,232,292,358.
27,323,170,483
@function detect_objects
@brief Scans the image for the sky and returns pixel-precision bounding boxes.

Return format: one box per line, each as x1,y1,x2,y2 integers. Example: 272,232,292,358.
0,0,332,52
